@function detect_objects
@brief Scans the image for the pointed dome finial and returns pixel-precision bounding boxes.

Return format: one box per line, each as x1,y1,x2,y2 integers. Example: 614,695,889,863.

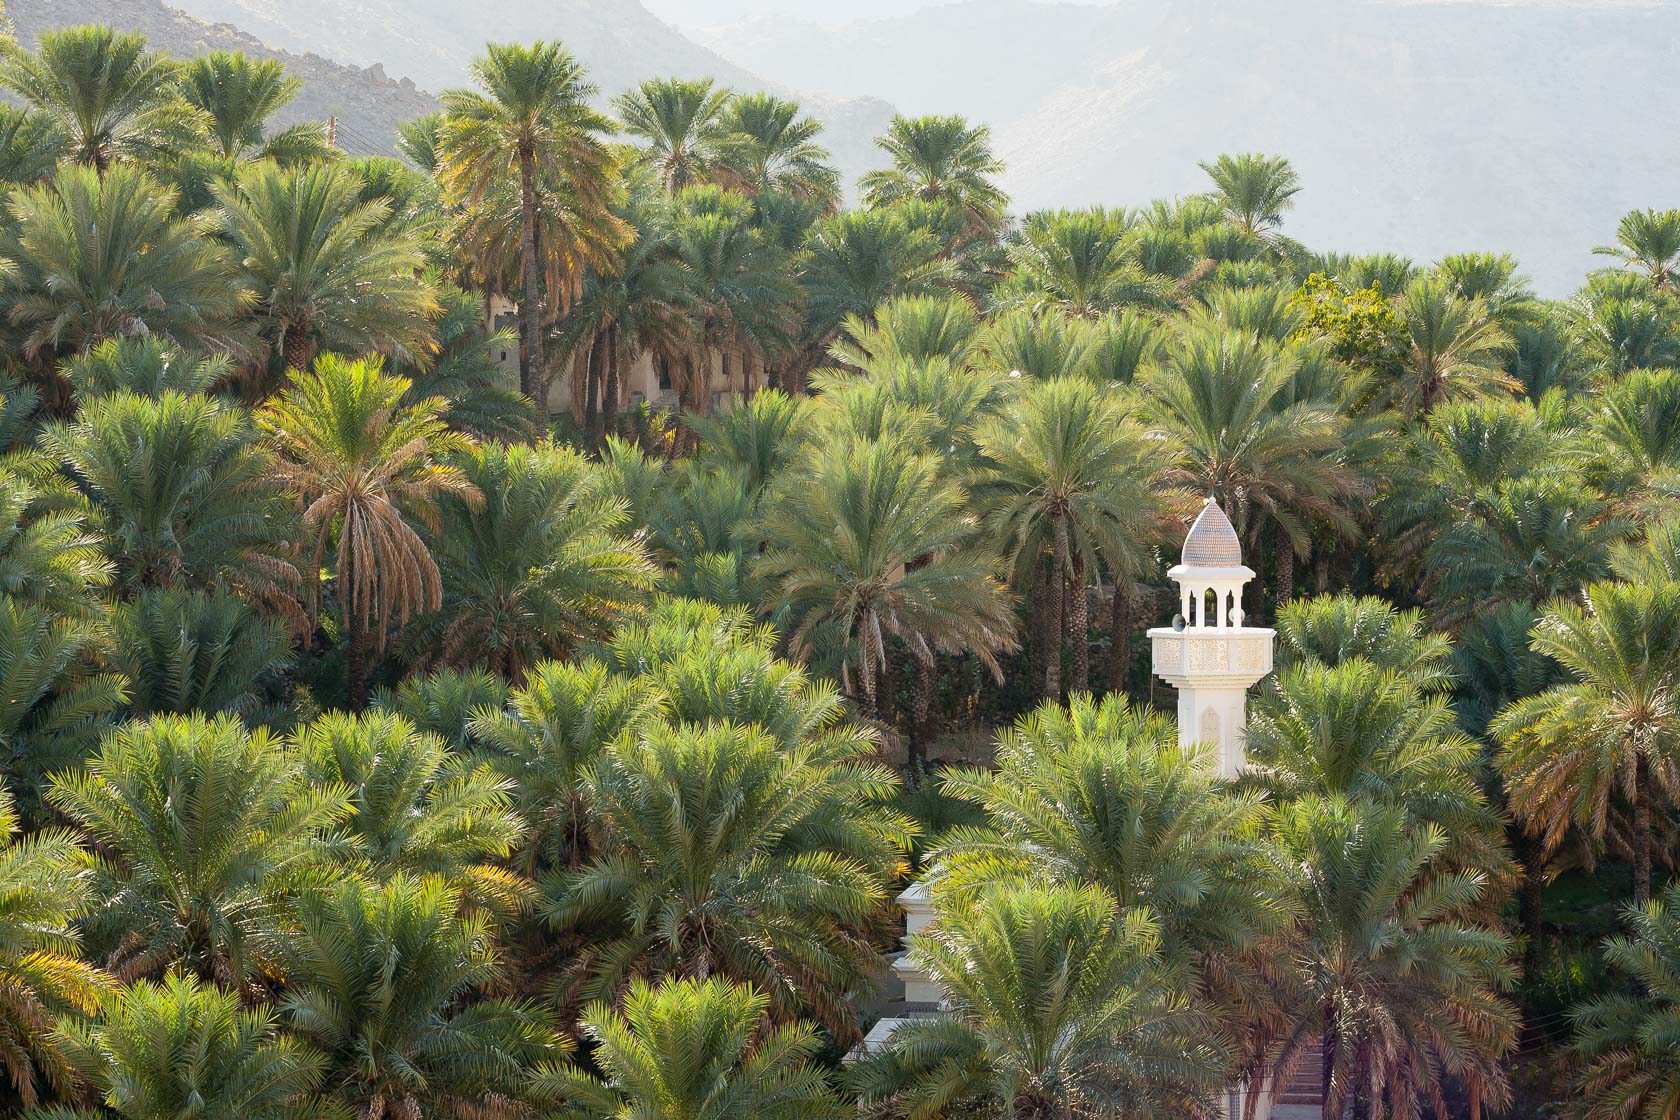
1181,495,1243,567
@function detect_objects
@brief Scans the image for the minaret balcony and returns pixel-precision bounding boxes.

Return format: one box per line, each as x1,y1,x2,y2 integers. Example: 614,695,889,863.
1147,625,1275,685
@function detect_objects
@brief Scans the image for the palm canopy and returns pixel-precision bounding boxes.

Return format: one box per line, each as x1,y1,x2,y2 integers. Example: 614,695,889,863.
757,432,1015,709
860,114,1008,239
178,51,304,161
1199,152,1301,237
994,208,1170,318
536,977,846,1120
1254,796,1518,1120
852,883,1222,1120
1596,207,1680,289
613,77,732,195
1571,882,1680,1120
714,92,839,207
1390,276,1518,418
1495,580,1680,904
1273,593,1454,691
0,25,180,171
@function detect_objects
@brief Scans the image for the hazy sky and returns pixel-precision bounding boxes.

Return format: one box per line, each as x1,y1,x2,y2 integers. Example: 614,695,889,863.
642,0,1107,32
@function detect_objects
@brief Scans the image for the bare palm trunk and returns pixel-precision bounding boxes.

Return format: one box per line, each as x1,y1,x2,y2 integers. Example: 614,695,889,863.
1044,519,1066,701
1070,551,1089,693
342,554,369,712
1247,524,1267,624
910,654,936,773
1315,550,1331,595
602,323,622,434
584,328,604,436
1635,758,1653,905
516,143,546,402
1108,578,1130,696
1518,829,1546,979
1276,524,1295,608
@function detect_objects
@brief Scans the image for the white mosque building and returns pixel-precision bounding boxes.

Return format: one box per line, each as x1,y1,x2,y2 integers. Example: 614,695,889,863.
855,497,1310,1120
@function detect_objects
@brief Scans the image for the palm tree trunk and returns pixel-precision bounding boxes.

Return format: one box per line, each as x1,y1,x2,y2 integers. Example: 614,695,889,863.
1321,1014,1337,1120
343,557,369,712
584,328,604,436
1276,524,1295,608
1315,550,1331,595
1518,830,1546,979
1069,551,1089,693
1247,524,1267,624
516,143,546,402
910,655,936,774
1634,759,1653,905
1108,579,1130,696
602,323,622,434
1044,522,1065,702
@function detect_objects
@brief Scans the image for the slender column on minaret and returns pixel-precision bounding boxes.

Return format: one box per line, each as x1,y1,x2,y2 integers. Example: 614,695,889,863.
1147,497,1276,778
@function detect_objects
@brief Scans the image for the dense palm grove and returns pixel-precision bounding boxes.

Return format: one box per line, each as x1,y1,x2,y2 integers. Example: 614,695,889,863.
6,16,1680,1120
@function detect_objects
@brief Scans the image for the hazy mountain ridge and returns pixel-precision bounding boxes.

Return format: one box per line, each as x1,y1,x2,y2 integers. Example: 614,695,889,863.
5,0,439,157
700,0,1680,293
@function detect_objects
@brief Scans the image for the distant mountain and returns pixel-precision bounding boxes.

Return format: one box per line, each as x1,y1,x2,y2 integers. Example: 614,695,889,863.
700,0,1680,294
6,0,439,157
148,0,895,188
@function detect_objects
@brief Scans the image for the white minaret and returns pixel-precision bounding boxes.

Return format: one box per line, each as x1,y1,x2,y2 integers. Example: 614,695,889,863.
1148,496,1275,778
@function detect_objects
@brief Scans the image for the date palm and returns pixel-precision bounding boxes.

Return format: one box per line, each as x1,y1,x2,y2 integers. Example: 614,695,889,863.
974,376,1169,696
1272,593,1453,690
0,105,68,187
61,337,230,400
54,974,324,1120
614,77,731,195
374,667,508,749
538,976,845,1120
258,356,478,709
276,874,561,1120
46,713,350,985
860,115,1008,239
178,51,306,162
1596,208,1680,289
996,208,1170,317
1571,882,1680,1119
393,282,534,442
0,165,247,366
547,720,908,1039
0,786,110,1109
757,434,1015,715
934,695,1280,965
714,92,840,207
0,467,109,621
851,883,1221,1120
0,26,179,172
292,711,526,911
440,42,621,399
0,600,125,820
43,390,299,606
1494,580,1680,904
1199,152,1300,238
1254,796,1518,1120
110,588,292,717
1390,277,1517,417
215,161,438,387
409,440,656,677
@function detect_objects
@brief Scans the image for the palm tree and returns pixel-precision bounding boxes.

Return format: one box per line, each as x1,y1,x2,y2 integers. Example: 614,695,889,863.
46,713,349,985
549,720,908,1038
0,600,126,820
691,389,815,496
1273,593,1454,690
1143,325,1359,620
110,588,293,716
439,42,622,399
177,51,310,162
974,377,1170,697
61,337,230,400
860,115,1008,239
758,434,1016,718
277,874,560,1119
292,711,526,910
393,282,535,442
1199,153,1300,237
409,440,656,677
714,92,840,208
471,659,661,873
0,466,110,621
1571,882,1680,1119
851,883,1222,1120
538,977,845,1120
934,695,1279,965
1390,277,1517,418
1494,580,1680,904
613,77,732,195
994,208,1170,318
215,161,438,388
826,292,983,370
0,165,247,368
54,974,323,1120
43,390,300,606
1595,208,1680,289
0,786,110,1109
257,355,479,708
374,667,508,749
0,105,68,187
1256,796,1518,1120
0,25,179,171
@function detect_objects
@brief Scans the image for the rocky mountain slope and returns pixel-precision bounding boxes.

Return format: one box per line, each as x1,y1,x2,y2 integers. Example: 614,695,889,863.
6,0,439,157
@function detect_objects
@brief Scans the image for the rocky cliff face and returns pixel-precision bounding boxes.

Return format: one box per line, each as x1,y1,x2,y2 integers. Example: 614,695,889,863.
7,0,440,155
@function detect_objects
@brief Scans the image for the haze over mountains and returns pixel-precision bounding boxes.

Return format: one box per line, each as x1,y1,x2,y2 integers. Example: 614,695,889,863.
13,0,1676,292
